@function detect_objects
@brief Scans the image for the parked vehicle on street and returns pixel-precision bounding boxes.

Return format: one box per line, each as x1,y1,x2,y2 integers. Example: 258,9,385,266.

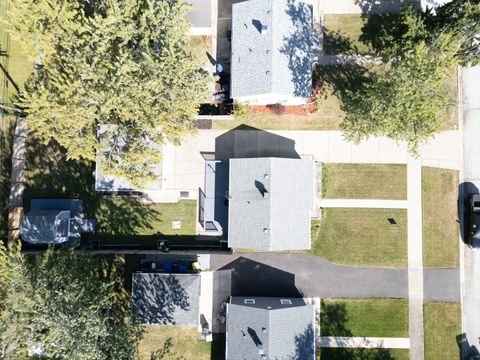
468,194,480,246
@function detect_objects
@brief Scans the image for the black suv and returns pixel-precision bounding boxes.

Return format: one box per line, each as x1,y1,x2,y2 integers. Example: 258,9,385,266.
468,194,480,246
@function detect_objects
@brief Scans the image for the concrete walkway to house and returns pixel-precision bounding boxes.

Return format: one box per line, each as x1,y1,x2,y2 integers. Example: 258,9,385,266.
317,54,382,66
319,199,408,209
407,158,425,360
152,129,461,202
318,0,419,14
319,337,410,349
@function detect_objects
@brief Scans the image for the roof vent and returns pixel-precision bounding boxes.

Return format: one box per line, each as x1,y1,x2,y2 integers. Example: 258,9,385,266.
258,344,265,355
261,24,268,34
263,227,269,234
264,173,269,179
262,327,267,333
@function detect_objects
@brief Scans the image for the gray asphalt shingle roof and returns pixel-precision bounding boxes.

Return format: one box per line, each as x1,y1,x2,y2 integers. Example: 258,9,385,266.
231,0,318,101
20,210,71,244
132,273,200,325
228,157,314,251
226,297,315,360
186,0,212,28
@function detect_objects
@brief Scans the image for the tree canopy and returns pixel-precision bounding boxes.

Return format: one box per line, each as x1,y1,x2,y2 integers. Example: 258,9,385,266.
5,0,210,188
340,4,477,153
0,244,142,359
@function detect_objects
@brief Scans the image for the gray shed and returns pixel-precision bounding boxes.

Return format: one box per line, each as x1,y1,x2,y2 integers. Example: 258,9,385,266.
132,273,200,325
226,297,315,360
20,210,71,244
228,157,315,251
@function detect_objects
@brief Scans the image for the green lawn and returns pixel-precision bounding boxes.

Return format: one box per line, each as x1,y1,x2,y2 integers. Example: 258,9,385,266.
213,90,344,130
319,348,410,360
422,167,459,268
323,14,371,55
322,163,407,200
424,302,461,360
0,0,33,103
321,298,409,337
138,326,213,360
312,208,408,267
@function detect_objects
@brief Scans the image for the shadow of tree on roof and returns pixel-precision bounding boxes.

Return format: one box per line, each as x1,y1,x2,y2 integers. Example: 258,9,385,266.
280,0,319,99
132,273,192,325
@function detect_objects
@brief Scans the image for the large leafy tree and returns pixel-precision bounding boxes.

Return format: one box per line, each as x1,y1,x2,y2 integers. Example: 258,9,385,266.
340,6,469,153
0,244,142,359
5,0,210,188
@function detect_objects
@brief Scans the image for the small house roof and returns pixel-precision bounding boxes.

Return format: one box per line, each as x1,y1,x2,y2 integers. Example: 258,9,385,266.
132,273,200,325
228,157,314,251
226,297,315,360
231,0,318,100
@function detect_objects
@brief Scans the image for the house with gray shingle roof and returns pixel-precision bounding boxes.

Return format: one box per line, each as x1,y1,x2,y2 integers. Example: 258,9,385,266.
231,0,319,105
228,157,315,251
226,296,315,360
132,273,200,325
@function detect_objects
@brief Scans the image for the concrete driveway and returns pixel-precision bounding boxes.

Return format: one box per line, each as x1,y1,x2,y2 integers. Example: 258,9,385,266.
211,252,460,302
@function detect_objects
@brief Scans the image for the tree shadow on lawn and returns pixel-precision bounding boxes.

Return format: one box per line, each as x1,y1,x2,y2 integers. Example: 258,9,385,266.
320,301,402,360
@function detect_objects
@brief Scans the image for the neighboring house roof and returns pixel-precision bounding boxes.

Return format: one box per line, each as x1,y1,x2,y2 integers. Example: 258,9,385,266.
228,157,314,251
20,210,71,244
226,297,315,360
186,0,212,28
231,0,318,101
132,273,200,325
95,125,163,192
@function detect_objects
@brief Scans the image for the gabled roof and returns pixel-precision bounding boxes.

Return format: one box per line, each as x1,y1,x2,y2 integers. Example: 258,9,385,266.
132,273,200,325
231,0,318,100
228,157,314,251
20,210,71,244
226,297,315,360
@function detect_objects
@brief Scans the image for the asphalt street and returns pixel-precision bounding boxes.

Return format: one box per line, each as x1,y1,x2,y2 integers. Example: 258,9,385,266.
461,65,480,357
210,253,460,302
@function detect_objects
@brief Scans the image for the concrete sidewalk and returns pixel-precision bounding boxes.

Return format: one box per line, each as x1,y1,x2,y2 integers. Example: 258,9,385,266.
319,199,408,209
320,337,410,349
407,158,425,360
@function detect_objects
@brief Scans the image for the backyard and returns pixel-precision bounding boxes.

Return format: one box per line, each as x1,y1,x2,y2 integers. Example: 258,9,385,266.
311,208,408,267
322,163,407,200
22,138,204,247
138,325,224,360
423,301,461,360
422,167,460,268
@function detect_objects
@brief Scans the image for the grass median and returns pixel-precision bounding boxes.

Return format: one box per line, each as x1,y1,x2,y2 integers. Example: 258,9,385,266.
422,167,459,268
322,163,407,200
424,301,461,360
312,208,408,267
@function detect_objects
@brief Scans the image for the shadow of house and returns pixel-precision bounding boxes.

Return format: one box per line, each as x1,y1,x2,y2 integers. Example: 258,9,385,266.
230,0,318,105
458,182,479,246
131,272,200,325
218,256,302,297
226,296,315,359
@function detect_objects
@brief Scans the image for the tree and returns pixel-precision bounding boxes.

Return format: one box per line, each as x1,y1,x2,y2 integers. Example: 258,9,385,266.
427,0,480,66
341,31,459,153
4,0,210,188
0,244,142,359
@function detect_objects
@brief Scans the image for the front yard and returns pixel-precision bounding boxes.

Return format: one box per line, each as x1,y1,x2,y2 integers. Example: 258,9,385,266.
311,208,408,267
422,167,459,268
322,163,407,200
423,301,461,360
